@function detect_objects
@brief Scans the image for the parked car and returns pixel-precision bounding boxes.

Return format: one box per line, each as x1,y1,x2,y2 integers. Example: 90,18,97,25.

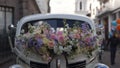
8,14,109,68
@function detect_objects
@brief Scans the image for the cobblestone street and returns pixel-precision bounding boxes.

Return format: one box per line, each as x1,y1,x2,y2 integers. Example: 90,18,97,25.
101,49,120,68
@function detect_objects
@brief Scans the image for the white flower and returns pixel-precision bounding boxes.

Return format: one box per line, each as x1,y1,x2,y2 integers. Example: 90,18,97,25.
54,45,58,54
20,29,25,34
58,46,63,55
63,45,72,53
54,45,64,55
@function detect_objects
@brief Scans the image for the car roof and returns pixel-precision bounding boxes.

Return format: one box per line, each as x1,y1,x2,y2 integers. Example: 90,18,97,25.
16,13,96,36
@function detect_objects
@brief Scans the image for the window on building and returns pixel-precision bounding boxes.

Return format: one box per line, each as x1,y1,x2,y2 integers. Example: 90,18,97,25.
80,2,82,10
112,13,116,20
0,6,13,33
90,4,91,11
93,9,95,15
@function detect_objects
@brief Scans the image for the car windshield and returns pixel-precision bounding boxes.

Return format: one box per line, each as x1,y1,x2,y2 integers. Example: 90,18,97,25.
21,19,91,33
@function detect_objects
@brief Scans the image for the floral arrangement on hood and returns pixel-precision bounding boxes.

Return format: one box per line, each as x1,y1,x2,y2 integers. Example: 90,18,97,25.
16,22,97,61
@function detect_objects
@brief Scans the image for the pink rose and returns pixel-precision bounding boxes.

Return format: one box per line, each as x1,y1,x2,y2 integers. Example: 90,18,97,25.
85,37,91,43
50,34,56,40
57,31,63,36
58,35,64,43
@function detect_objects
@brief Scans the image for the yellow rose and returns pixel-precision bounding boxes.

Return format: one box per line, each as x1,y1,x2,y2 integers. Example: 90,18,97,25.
43,38,50,45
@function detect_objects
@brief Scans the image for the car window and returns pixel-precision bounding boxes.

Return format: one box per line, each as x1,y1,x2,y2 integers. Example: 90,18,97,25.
21,19,91,33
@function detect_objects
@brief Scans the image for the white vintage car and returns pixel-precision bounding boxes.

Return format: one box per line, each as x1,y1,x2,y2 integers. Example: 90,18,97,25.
9,14,109,68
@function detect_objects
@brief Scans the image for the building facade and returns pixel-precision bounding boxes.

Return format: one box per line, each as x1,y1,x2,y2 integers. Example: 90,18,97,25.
50,0,100,19
0,0,40,33
0,0,50,64
96,0,120,40
75,0,88,15
75,0,100,19
36,0,50,14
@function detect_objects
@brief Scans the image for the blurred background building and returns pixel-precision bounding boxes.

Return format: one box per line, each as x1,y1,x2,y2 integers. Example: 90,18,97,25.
75,0,100,19
0,0,50,65
96,0,120,40
1,0,120,67
36,0,50,14
50,0,100,19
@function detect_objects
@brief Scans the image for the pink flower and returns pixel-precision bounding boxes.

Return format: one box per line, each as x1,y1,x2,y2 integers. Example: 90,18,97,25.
50,34,56,40
57,31,63,36
85,37,91,44
74,34,80,39
58,35,64,43
69,33,74,39
44,29,49,34
48,41,54,47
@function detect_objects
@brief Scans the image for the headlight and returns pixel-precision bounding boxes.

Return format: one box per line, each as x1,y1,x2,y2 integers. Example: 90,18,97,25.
9,64,24,68
94,63,109,68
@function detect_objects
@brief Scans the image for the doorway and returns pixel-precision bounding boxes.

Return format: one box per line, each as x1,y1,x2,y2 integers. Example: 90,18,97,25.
0,6,14,63
103,17,109,40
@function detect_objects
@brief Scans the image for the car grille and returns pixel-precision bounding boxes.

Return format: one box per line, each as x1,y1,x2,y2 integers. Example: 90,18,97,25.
30,61,49,68
68,60,86,68
30,60,86,68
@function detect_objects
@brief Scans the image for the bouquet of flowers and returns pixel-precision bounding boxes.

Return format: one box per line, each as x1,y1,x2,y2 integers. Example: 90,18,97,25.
16,22,97,61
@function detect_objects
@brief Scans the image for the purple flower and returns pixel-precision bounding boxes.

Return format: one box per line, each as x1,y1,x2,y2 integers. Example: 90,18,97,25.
54,39,59,44
16,40,22,45
93,36,97,41
20,39,26,45
28,38,37,47
36,38,43,48
46,34,50,39
28,38,43,48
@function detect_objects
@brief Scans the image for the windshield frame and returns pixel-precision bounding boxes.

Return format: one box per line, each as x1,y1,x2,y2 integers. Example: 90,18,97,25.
16,14,96,36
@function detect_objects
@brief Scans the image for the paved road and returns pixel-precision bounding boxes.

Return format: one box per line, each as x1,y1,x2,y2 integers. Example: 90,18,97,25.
101,50,120,68
0,55,16,68
0,50,120,68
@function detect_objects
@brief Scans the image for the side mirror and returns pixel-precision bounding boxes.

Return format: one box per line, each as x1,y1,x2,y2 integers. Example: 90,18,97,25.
8,24,16,36
8,24,16,31
8,24,16,51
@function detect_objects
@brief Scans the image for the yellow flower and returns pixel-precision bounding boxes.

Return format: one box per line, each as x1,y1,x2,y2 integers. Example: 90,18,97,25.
48,40,54,48
73,29,78,33
43,38,50,45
